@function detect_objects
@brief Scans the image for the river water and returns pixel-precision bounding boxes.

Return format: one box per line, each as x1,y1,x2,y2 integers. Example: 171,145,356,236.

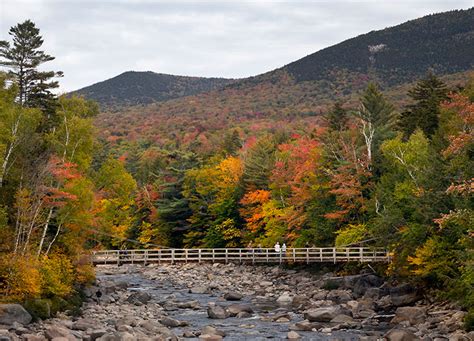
97,267,386,340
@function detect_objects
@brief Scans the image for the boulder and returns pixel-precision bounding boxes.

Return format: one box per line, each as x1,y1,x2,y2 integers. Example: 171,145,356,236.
289,320,320,331
326,290,352,303
391,306,426,326
44,325,76,341
223,292,243,301
352,275,384,298
389,284,420,307
0,304,32,325
160,316,188,328
126,291,152,305
384,329,418,341
304,306,345,322
287,331,301,340
73,318,96,331
189,286,208,294
330,314,354,324
276,292,293,306
199,335,222,341
176,300,200,309
207,305,228,319
201,326,225,337
226,304,253,317
22,335,47,341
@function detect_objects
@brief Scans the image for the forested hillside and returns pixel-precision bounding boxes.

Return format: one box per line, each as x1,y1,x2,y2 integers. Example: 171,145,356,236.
74,71,234,109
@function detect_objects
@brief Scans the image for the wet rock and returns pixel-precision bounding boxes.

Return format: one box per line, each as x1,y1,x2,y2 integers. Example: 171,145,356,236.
201,326,225,337
384,329,418,341
199,335,222,341
176,300,200,309
189,286,208,294
223,292,243,301
126,291,151,305
391,306,426,326
304,306,346,322
289,320,319,331
160,316,188,328
330,314,354,324
226,304,253,317
287,331,301,340
22,335,47,341
207,305,228,319
0,304,32,325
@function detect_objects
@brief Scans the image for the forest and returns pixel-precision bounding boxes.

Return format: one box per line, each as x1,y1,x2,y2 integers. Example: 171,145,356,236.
0,20,472,329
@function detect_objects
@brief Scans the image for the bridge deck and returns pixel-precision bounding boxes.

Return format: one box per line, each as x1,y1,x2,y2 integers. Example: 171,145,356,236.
92,247,390,265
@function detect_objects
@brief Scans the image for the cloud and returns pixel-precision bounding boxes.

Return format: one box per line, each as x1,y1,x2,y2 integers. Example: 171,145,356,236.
0,0,471,92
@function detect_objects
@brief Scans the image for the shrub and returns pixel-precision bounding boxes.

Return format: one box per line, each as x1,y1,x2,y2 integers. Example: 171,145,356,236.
39,253,74,297
0,255,41,302
74,255,95,286
23,298,51,320
465,308,474,332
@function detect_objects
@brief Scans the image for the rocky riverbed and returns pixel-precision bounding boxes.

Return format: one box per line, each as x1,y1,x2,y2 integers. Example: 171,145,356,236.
0,263,472,340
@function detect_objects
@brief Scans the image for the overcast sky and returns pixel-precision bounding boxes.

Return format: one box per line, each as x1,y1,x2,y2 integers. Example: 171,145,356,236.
1,1,472,92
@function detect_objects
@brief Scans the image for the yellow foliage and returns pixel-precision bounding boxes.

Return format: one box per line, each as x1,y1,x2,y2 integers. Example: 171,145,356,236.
39,253,74,297
0,254,41,302
74,255,95,286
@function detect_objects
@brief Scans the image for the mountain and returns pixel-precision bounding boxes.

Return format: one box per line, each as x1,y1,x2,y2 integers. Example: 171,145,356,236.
73,71,235,108
90,8,473,148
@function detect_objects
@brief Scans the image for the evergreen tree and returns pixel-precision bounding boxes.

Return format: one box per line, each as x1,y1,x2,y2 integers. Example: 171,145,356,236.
399,73,448,138
242,137,275,190
0,20,63,111
325,101,348,131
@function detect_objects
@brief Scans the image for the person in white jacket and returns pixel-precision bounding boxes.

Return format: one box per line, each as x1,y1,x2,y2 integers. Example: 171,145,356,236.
274,242,281,253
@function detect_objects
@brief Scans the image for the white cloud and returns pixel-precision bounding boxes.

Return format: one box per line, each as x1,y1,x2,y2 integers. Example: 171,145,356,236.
0,0,471,92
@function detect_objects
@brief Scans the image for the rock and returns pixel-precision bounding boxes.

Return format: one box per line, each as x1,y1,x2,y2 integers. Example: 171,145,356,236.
276,292,293,306
73,318,96,331
448,333,470,341
96,332,135,341
330,314,354,324
155,327,178,341
287,331,301,340
0,304,32,325
312,290,328,300
199,335,222,341
389,284,420,307
189,286,208,294
207,305,228,319
126,291,152,305
23,335,47,341
289,320,319,331
223,292,243,301
391,306,426,326
304,306,345,322
384,329,418,341
160,316,188,328
260,281,273,287
326,290,352,303
236,311,252,318
176,300,200,309
291,295,309,309
353,275,384,298
44,325,76,341
201,326,225,337
89,329,107,341
227,304,253,317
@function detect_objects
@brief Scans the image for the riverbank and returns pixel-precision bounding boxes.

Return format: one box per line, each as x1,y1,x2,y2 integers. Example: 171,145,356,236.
0,263,471,340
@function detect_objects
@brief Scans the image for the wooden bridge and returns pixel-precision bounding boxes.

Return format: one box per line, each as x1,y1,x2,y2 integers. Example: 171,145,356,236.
92,247,390,266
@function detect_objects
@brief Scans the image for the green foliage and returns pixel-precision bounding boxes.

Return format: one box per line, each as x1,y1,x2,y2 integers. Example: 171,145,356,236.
399,74,448,138
23,298,51,320
335,224,369,247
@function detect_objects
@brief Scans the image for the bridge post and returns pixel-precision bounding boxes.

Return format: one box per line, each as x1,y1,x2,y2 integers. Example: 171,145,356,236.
333,248,336,264
212,249,215,263
225,249,228,264
252,249,255,265
292,248,295,263
306,248,309,264
319,248,323,262
171,249,175,264
198,249,201,263
144,250,148,265
266,248,269,263
359,247,363,261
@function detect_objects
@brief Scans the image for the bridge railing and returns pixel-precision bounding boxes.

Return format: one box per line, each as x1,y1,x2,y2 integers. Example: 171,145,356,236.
91,247,390,265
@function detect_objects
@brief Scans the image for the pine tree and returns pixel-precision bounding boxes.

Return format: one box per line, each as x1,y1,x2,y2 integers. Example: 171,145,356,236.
325,101,348,131
399,73,448,138
0,20,63,109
